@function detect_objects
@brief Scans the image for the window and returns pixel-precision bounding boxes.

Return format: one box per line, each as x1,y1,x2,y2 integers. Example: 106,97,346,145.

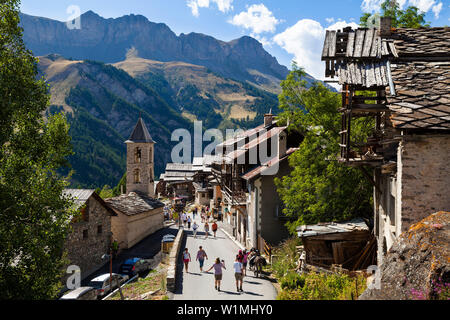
83,229,88,239
97,225,102,234
80,206,89,222
135,148,142,163
149,148,153,162
134,169,141,184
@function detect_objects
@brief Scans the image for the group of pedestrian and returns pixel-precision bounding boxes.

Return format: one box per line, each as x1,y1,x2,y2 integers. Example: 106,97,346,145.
182,246,248,293
181,206,219,239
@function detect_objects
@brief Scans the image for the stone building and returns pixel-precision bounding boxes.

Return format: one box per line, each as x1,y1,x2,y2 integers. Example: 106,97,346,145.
105,192,164,249
105,117,164,250
321,19,450,265
63,189,117,281
125,117,155,197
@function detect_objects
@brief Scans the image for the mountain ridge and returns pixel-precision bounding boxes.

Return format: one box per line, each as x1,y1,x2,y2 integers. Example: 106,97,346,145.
20,10,292,93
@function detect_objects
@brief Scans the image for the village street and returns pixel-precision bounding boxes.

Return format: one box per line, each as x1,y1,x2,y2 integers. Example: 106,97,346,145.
171,214,277,300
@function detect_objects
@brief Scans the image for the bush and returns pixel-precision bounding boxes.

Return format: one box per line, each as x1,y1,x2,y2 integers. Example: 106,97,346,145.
280,272,306,290
277,271,367,300
271,237,301,278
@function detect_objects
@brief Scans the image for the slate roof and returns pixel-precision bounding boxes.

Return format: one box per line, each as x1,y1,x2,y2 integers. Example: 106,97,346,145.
391,27,450,57
105,192,164,216
387,61,450,129
322,26,450,130
126,117,154,143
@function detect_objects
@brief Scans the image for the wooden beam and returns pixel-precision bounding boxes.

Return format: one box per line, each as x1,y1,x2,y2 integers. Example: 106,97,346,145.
359,166,382,194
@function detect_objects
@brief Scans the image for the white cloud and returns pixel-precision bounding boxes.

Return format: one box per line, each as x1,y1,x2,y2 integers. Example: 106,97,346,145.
251,33,274,47
432,2,443,18
361,0,383,13
361,0,439,13
325,17,335,24
273,19,358,81
408,0,436,12
215,0,234,12
397,0,408,9
228,4,281,34
187,0,233,17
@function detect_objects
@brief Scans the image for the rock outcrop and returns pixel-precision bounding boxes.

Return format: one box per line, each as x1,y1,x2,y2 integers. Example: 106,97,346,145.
360,211,449,300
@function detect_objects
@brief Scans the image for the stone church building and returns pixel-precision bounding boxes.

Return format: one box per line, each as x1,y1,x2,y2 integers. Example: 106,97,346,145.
106,117,164,250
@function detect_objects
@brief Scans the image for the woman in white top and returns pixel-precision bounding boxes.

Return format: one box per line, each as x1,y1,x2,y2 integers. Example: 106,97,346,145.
182,248,191,273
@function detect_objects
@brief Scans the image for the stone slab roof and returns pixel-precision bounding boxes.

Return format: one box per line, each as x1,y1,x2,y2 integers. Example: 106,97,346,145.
387,60,450,129
105,192,164,216
322,26,450,130
391,27,450,57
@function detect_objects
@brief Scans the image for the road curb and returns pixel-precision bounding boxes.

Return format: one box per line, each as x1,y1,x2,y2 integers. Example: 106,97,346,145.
166,228,184,292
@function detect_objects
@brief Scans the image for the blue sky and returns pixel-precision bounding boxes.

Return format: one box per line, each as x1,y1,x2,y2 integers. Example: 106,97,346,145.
20,0,449,80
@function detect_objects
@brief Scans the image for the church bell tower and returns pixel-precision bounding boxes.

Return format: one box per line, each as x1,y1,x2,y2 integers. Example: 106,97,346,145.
125,117,155,197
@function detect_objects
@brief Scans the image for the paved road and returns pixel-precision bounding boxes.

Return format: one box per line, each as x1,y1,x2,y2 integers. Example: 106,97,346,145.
81,222,178,285
172,214,277,300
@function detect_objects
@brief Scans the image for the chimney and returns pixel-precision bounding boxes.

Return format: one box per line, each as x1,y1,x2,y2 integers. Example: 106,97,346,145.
380,16,392,37
264,109,273,127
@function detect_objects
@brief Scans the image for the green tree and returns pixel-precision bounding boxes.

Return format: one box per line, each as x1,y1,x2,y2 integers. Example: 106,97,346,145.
0,0,74,299
275,66,373,234
360,0,429,28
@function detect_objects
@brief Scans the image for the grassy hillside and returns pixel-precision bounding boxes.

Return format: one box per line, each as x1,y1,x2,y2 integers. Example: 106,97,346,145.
114,57,279,129
39,54,191,188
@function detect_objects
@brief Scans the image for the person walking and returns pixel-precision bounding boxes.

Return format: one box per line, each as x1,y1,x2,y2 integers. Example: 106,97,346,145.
204,221,210,239
237,250,244,263
233,255,244,292
242,249,249,276
212,221,218,238
181,212,187,227
193,207,197,219
196,246,208,272
192,221,199,238
187,216,192,229
182,248,191,273
206,258,226,291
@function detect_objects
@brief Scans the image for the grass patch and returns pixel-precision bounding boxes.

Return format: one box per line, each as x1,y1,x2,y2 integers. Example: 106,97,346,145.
108,268,167,300
277,271,367,300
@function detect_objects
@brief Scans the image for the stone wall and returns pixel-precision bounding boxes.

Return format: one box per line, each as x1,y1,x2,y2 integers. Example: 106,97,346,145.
400,135,450,231
126,207,164,248
111,209,129,251
374,134,450,266
126,142,155,197
64,196,112,282
166,228,184,292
